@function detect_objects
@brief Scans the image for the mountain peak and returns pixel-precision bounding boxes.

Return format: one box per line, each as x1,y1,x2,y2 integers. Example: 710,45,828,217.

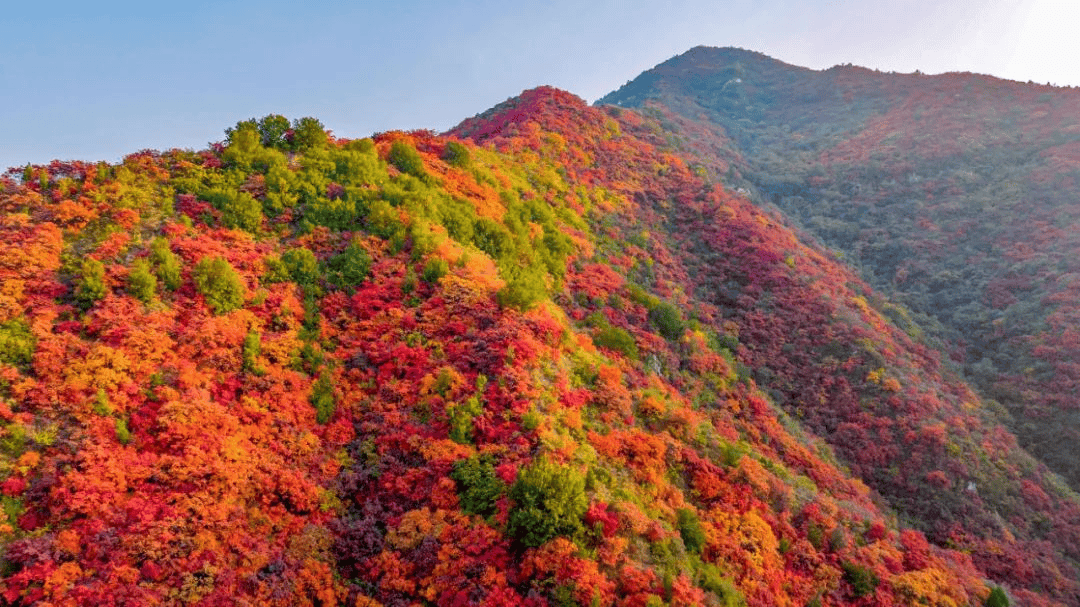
449,85,592,142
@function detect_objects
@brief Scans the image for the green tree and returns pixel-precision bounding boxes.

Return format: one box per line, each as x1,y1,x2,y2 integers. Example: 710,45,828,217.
388,140,429,180
243,328,264,375
985,586,1009,607
127,258,157,303
593,325,638,360
220,191,263,232
451,456,506,517
222,120,287,173
115,418,133,445
202,188,263,233
325,241,371,291
841,561,879,598
472,217,514,261
508,457,587,547
442,140,471,168
497,266,547,312
257,114,291,149
0,319,35,369
282,247,320,286
448,395,483,444
75,258,108,309
310,371,335,424
291,117,328,151
421,257,449,284
150,237,183,291
649,301,685,340
193,256,245,315
696,561,747,607
676,508,706,554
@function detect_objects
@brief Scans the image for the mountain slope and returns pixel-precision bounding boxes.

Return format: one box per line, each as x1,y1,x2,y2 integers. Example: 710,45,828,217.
600,44,1080,494
458,85,1080,605
0,84,1073,606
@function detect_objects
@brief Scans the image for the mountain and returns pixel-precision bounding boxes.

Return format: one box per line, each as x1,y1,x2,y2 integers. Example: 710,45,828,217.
599,46,1080,492
0,79,1076,606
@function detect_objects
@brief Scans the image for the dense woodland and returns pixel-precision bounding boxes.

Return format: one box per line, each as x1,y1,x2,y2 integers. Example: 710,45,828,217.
601,46,1080,487
0,65,1077,606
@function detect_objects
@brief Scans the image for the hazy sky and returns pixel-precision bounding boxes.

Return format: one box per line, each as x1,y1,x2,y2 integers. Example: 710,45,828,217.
2,0,1075,170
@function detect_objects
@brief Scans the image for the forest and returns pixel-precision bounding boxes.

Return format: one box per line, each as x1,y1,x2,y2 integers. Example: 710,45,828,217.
0,68,1076,605
601,45,1080,488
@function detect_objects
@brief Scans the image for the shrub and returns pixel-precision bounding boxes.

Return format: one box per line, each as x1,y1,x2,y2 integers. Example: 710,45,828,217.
450,456,506,517
676,508,706,554
985,586,1009,607
388,140,429,180
0,320,35,369
193,256,245,315
325,241,371,291
649,301,685,340
219,191,263,233
243,328,264,375
448,395,482,444
75,258,108,309
593,325,638,360
127,258,157,303
422,257,449,284
841,561,879,598
508,457,587,547
115,418,133,445
310,371,335,424
498,267,547,312
281,247,320,286
150,237,182,291
442,140,471,168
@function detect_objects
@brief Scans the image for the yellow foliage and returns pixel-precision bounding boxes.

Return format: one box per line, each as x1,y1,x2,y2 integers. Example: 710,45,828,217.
15,450,40,474
65,344,132,393
893,568,971,607
0,279,24,323
706,508,783,582
441,273,503,310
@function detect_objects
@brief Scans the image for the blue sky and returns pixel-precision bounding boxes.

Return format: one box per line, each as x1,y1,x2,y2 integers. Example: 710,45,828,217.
2,0,1072,170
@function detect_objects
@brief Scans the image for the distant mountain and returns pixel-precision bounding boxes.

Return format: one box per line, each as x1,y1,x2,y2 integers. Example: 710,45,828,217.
0,73,1078,605
600,45,1080,493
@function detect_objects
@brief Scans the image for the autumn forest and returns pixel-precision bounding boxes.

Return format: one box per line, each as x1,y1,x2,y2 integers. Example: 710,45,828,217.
1,47,1079,606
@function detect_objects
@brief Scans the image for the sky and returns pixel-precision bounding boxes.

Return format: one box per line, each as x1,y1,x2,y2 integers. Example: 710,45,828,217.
2,0,1077,170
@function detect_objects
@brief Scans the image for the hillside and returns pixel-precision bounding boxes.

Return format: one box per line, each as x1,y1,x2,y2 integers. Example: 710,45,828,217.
0,84,1076,606
599,46,1080,490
